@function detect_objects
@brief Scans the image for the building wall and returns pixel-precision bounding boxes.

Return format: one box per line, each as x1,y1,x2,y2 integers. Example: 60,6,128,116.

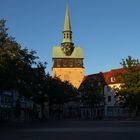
82,68,129,118
0,90,35,121
104,83,121,106
104,83,122,117
52,67,84,88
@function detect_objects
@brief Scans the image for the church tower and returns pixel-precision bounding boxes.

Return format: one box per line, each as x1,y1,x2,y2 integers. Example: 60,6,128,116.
52,5,84,88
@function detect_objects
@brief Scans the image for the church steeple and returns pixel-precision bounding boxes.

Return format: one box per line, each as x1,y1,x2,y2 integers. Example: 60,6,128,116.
61,4,74,56
52,3,84,88
64,5,71,32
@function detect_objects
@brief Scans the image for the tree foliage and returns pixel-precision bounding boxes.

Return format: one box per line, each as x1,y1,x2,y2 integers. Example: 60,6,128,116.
79,77,104,107
0,19,39,97
46,75,78,105
0,19,79,120
116,56,140,115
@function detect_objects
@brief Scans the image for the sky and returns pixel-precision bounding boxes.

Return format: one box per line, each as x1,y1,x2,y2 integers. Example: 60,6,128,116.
0,0,140,75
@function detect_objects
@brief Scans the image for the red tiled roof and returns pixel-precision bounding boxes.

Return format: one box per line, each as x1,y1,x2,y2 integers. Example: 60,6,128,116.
80,73,105,89
102,68,125,84
82,68,125,86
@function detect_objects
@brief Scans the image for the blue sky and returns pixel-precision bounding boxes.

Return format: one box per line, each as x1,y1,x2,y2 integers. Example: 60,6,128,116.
0,0,140,75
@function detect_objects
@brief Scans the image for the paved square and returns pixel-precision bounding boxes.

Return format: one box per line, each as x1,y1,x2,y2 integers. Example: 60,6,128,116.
1,120,140,140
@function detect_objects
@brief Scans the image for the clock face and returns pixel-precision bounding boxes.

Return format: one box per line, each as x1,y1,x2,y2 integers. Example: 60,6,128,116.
61,43,74,56
63,46,71,54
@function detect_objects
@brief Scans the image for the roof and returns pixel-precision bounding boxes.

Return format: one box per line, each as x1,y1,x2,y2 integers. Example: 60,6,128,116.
81,68,125,87
64,5,71,31
52,46,84,58
102,68,125,84
80,73,106,88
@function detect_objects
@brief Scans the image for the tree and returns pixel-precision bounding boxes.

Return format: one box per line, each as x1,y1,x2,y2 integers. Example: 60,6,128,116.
79,77,104,107
0,19,38,97
79,77,104,119
0,19,80,120
0,19,8,46
116,56,140,116
47,76,78,105
0,19,50,120
31,63,49,120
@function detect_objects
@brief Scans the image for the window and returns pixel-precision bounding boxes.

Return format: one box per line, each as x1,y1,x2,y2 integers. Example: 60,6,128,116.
67,33,69,38
57,59,61,67
69,59,73,67
108,96,111,102
75,59,82,67
63,59,67,67
111,77,115,82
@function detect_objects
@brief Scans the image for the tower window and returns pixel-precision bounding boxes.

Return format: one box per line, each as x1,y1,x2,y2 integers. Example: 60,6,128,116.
57,59,61,67
67,33,69,38
69,59,73,67
63,59,67,67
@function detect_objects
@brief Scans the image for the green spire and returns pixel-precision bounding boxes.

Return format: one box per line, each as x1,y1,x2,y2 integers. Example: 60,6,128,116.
64,5,71,31
62,5,73,44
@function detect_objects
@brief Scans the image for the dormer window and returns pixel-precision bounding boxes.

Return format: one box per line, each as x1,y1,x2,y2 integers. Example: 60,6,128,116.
111,77,115,82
